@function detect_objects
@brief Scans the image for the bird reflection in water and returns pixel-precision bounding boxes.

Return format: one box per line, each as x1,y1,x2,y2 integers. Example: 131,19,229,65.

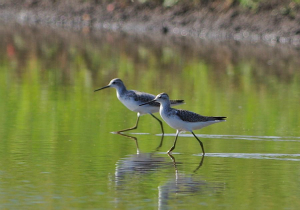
110,133,172,208
158,155,213,210
113,133,170,187
168,153,205,173
110,133,222,209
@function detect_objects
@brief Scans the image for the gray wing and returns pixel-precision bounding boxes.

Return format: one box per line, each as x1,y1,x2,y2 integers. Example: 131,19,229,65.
175,110,211,122
176,110,226,122
130,90,160,107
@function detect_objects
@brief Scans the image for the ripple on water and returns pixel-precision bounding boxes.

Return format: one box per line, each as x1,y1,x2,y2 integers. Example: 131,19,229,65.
195,153,300,161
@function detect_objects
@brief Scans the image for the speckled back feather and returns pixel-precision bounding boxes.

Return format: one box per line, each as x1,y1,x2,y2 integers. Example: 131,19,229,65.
176,109,226,122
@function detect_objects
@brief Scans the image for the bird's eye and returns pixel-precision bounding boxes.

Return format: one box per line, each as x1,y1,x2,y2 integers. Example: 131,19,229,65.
112,82,115,84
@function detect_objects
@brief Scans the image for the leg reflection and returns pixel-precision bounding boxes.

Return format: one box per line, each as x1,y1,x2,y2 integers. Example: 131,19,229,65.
115,132,165,153
168,153,205,173
193,155,205,173
115,132,139,154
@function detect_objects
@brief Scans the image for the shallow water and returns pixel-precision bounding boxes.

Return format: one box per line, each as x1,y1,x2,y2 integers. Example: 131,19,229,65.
0,24,300,209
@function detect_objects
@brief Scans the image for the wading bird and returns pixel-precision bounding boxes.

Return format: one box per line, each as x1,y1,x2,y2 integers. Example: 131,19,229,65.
94,79,184,133
140,93,226,154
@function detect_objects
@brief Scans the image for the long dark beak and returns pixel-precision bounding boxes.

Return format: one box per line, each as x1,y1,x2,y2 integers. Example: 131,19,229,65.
94,85,110,92
139,99,156,106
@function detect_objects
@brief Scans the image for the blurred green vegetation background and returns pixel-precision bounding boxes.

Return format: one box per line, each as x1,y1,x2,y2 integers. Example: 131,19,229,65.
0,22,300,209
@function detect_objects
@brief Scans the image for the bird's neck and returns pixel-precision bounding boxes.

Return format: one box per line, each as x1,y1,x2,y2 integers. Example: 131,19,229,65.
159,101,172,115
116,85,127,98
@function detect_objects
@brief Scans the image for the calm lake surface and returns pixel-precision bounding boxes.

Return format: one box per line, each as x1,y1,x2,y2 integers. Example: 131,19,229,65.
0,24,300,209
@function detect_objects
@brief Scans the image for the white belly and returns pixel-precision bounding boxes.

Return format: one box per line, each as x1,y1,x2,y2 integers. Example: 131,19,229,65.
161,111,223,131
118,95,159,114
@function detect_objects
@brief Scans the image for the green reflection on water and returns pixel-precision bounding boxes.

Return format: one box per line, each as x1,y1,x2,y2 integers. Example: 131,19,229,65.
0,25,300,209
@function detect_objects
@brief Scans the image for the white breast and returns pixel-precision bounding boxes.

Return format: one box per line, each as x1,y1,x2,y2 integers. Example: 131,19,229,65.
160,108,224,131
117,93,159,114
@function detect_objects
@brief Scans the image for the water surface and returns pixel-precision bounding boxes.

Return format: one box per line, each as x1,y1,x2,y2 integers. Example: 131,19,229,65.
0,24,300,209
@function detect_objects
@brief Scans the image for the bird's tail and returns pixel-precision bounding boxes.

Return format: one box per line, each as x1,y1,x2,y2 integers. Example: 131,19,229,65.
170,100,185,106
208,116,227,121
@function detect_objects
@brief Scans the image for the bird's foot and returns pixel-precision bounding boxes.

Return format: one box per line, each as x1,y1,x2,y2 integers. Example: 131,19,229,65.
111,131,123,134
167,149,174,154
